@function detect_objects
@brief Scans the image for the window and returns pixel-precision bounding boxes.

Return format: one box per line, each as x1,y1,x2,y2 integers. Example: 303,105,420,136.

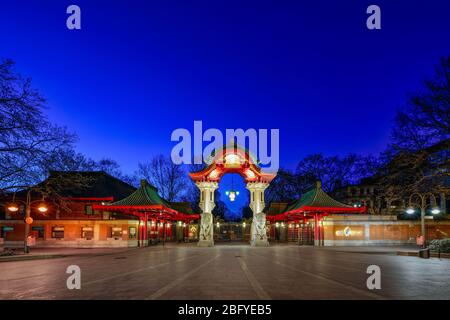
111,227,122,239
52,227,64,239
129,227,137,239
85,205,93,215
1,226,14,239
32,226,45,238
81,227,94,240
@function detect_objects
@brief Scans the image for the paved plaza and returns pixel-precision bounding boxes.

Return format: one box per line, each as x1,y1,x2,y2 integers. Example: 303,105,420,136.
1,244,449,300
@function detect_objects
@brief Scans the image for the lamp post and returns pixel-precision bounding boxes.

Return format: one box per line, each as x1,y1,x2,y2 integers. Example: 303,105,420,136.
7,190,47,254
406,192,440,248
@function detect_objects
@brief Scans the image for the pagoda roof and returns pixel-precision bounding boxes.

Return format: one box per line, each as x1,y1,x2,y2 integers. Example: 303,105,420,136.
92,180,199,221
285,181,354,212
267,181,365,222
111,179,172,208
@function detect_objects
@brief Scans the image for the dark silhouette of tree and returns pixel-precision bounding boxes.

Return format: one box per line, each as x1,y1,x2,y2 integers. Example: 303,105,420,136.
136,155,187,201
0,59,78,193
265,168,300,203
180,162,206,213
212,190,228,220
390,56,449,153
296,154,379,192
375,139,449,204
92,158,137,186
373,57,450,210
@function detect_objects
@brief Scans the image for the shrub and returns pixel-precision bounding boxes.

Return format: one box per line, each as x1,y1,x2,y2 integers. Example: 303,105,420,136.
429,239,450,253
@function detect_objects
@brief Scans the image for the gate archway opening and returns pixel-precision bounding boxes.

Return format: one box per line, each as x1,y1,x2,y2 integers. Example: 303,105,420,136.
215,173,249,243
217,173,247,221
189,144,276,247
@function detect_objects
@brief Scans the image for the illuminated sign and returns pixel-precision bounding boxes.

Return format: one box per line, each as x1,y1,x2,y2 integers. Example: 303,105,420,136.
335,226,363,237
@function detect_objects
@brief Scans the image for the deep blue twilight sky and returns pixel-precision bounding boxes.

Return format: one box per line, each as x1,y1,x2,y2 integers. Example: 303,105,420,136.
1,1,449,218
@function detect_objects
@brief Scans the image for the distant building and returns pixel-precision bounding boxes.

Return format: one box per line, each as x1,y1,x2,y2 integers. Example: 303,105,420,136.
265,182,450,246
0,171,199,248
332,140,450,217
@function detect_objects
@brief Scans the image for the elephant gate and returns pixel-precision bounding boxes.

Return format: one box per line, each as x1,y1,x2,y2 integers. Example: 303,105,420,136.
189,145,276,247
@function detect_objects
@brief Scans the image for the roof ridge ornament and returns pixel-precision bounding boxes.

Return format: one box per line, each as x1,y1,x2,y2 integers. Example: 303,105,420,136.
140,179,148,187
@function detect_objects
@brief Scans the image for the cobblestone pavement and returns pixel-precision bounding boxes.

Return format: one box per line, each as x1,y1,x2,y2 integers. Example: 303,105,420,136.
1,244,449,300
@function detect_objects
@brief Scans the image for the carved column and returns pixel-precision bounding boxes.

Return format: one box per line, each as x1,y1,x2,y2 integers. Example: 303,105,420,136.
197,181,218,247
247,182,269,247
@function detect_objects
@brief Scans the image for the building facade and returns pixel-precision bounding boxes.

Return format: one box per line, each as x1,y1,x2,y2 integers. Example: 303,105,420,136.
266,181,450,246
0,171,199,249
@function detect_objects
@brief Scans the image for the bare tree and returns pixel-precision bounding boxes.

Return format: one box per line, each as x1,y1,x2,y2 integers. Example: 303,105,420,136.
390,56,450,153
295,154,379,193
373,56,450,214
265,168,300,203
180,162,206,212
0,59,77,193
376,139,449,201
92,157,137,186
41,148,96,172
137,155,187,201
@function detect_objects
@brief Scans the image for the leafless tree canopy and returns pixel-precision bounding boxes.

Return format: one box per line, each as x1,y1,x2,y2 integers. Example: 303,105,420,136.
0,59,77,193
137,155,187,202
265,154,380,203
378,56,450,200
390,56,450,152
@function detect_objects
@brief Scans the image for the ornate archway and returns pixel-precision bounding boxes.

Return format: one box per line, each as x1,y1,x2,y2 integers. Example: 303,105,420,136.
189,145,276,247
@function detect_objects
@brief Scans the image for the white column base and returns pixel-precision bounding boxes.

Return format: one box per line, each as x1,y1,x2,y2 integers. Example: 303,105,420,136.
251,239,269,247
314,240,320,246
198,240,214,247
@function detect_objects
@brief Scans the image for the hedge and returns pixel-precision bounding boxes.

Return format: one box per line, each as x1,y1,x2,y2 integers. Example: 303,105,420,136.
429,239,450,253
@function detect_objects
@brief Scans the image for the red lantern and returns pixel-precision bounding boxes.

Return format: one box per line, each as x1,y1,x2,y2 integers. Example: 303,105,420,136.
25,217,33,225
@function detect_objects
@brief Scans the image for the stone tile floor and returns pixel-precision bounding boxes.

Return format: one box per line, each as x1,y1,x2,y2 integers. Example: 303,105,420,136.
0,244,449,300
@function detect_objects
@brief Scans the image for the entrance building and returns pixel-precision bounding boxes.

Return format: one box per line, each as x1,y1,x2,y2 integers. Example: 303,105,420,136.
189,144,276,247
92,179,199,246
0,172,199,249
267,181,366,245
2,156,449,249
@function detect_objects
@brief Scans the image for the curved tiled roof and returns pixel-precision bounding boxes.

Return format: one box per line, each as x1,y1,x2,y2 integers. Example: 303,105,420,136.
111,179,172,208
285,181,352,212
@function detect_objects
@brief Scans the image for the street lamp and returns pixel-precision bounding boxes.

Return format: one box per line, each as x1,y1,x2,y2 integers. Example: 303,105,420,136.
431,207,441,215
7,203,19,212
406,192,439,249
37,203,48,213
7,191,47,253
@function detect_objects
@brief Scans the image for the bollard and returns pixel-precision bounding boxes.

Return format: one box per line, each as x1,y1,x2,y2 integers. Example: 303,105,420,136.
418,248,430,259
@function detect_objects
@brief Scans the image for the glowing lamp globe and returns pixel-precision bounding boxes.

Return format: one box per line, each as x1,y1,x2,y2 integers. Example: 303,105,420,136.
7,203,19,212
406,208,415,214
37,203,48,213
431,207,440,215
226,191,236,201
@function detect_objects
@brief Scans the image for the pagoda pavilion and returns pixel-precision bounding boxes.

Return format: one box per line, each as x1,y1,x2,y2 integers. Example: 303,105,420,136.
267,181,366,245
93,180,199,246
